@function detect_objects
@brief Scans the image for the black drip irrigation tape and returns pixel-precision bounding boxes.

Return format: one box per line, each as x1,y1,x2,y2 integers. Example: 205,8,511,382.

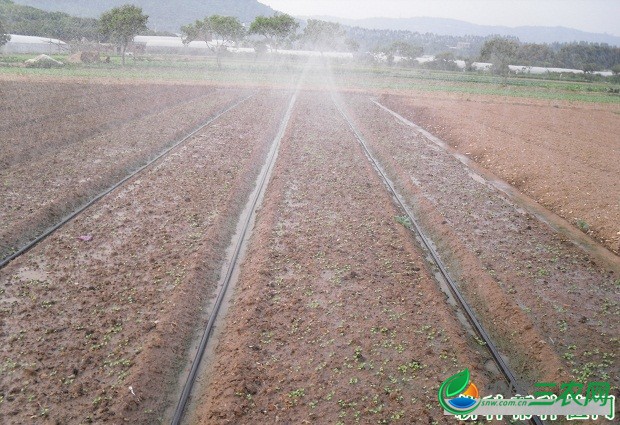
170,88,300,425
0,93,255,270
332,93,544,425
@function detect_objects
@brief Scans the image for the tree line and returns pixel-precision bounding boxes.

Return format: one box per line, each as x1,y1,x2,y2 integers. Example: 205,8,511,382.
480,36,620,72
180,14,365,67
1,0,618,73
0,1,352,63
0,0,100,41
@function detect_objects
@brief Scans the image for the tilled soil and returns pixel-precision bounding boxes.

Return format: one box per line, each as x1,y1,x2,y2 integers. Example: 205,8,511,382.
1,69,618,425
189,90,504,424
342,93,619,390
378,92,620,254
0,90,290,424
0,81,217,167
0,80,251,260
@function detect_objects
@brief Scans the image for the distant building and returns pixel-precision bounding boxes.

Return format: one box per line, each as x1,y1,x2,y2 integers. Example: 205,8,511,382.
1,34,68,54
133,36,217,54
449,42,471,50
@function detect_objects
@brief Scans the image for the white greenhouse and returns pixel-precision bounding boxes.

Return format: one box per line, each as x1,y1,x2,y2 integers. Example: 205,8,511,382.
133,36,216,54
1,34,68,54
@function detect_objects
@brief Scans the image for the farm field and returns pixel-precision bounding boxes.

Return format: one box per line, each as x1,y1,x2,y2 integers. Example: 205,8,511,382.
377,91,620,254
187,90,496,424
342,92,618,386
0,79,251,261
0,87,291,423
0,58,618,424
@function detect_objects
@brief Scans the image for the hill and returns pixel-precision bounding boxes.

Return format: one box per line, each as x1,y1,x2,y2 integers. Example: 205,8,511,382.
0,0,99,40
309,16,620,47
10,0,278,32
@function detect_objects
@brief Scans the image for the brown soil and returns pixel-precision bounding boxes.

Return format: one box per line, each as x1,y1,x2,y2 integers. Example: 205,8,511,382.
0,67,618,425
378,92,620,254
189,90,509,424
1,81,212,167
0,90,289,424
342,92,619,390
0,80,251,260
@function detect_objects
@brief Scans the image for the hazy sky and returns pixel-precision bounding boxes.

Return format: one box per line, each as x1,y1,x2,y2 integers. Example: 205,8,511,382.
260,0,620,36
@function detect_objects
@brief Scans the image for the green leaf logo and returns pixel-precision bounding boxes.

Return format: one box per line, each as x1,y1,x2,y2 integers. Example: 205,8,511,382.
438,368,480,415
444,369,470,398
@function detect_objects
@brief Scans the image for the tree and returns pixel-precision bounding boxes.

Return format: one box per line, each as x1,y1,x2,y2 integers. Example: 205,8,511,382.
302,19,345,53
0,19,10,48
582,63,599,74
0,1,100,42
249,13,299,52
345,38,360,53
479,37,519,77
99,5,148,65
390,41,423,61
181,15,245,68
612,64,620,75
380,41,423,66
427,51,460,71
515,43,554,67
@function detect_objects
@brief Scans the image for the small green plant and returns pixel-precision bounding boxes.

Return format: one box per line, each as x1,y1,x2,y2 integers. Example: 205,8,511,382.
558,320,568,333
473,335,487,346
575,219,589,232
288,388,305,399
395,215,412,229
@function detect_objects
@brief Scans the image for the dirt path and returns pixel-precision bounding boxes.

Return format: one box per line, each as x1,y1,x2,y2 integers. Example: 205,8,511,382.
342,93,619,390
188,90,506,424
378,93,620,255
0,90,290,424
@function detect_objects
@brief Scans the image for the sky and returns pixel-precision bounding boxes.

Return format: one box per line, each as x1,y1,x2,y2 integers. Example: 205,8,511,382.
259,0,620,36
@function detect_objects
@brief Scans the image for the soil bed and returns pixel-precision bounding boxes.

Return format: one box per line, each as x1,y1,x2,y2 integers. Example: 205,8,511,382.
378,92,620,254
189,90,501,424
0,80,251,261
0,89,290,424
1,64,617,424
342,92,619,391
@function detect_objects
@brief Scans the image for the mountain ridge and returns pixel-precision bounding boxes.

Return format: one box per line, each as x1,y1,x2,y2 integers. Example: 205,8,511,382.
10,0,278,31
306,16,620,46
8,1,619,46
